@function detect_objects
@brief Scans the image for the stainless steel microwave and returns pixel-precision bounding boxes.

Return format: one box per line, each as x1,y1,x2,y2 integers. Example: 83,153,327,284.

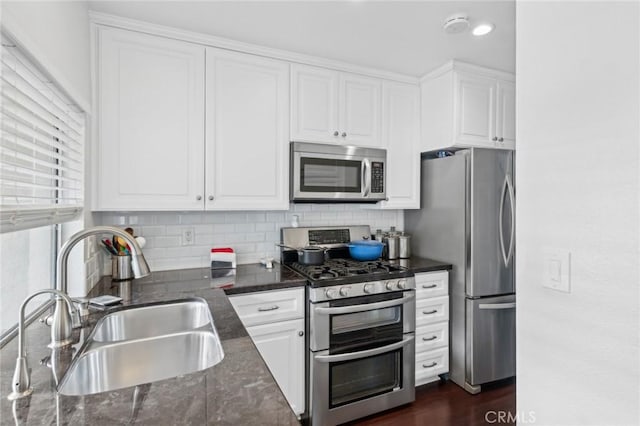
290,142,387,202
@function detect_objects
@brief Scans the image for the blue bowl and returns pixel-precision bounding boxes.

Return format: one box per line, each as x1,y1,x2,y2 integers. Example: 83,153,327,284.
348,240,384,261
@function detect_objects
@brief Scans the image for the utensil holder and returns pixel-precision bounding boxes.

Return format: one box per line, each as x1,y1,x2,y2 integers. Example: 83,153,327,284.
112,255,133,281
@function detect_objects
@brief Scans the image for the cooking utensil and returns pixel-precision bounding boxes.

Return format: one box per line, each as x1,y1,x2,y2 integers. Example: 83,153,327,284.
276,243,328,265
347,240,384,261
102,239,118,255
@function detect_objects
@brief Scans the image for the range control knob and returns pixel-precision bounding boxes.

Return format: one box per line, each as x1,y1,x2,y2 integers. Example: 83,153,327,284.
363,283,374,294
386,281,396,291
397,279,407,290
339,286,351,297
325,288,338,299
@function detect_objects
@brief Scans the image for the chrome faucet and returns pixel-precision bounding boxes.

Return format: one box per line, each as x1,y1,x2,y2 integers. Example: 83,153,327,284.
47,226,151,348
7,289,78,400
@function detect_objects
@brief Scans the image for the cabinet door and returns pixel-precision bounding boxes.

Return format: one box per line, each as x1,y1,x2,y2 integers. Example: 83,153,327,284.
339,73,382,147
454,72,496,148
496,80,516,149
246,319,306,415
96,27,205,210
206,48,289,210
380,82,420,209
290,64,339,143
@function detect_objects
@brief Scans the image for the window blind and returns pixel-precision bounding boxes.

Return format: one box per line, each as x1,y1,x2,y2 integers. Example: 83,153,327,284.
0,35,85,233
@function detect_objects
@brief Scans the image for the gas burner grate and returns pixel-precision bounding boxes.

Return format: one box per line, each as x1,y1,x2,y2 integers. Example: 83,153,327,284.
288,258,407,281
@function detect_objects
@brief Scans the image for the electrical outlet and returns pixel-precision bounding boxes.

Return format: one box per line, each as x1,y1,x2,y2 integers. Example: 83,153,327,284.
182,228,195,246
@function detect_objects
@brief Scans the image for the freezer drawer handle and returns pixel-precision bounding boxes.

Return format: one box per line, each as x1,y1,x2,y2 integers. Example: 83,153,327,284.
422,309,438,315
422,335,438,341
315,293,415,315
257,305,280,312
422,362,437,368
478,302,516,310
422,284,438,289
315,335,414,363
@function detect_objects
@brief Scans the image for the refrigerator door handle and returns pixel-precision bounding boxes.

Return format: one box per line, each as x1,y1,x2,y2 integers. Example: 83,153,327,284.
498,175,509,267
478,302,516,310
506,174,515,265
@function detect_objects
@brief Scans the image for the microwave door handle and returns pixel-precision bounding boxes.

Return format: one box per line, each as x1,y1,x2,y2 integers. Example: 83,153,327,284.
315,335,414,363
362,159,371,197
314,292,415,315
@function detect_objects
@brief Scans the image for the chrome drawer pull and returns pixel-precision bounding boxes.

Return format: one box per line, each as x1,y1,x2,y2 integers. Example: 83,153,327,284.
422,284,437,289
422,309,438,315
257,305,279,312
422,362,437,368
422,335,438,341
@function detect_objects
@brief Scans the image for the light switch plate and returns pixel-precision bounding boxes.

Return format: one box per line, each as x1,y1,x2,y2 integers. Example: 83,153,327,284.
542,249,571,293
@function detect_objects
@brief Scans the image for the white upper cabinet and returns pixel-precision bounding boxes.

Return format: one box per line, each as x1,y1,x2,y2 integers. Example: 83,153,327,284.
373,81,420,209
94,27,290,211
290,65,339,144
421,61,515,153
205,47,289,210
95,26,205,210
291,64,382,147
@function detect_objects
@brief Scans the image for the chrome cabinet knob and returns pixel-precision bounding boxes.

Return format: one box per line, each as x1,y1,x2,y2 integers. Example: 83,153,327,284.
492,136,498,141
208,195,214,201
341,132,347,137
333,131,339,136
298,331,304,337
498,137,504,142
196,195,202,201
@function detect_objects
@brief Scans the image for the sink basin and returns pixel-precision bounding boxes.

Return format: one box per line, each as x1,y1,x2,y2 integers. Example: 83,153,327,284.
58,298,224,396
92,299,212,342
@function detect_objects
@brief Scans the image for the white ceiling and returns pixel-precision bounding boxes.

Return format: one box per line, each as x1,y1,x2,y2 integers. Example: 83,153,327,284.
88,1,515,77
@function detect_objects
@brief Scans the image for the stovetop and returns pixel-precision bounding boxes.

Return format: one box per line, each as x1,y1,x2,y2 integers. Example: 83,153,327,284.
285,258,414,287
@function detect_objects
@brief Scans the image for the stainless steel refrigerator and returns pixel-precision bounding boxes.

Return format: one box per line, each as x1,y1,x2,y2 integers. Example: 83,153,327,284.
405,148,515,394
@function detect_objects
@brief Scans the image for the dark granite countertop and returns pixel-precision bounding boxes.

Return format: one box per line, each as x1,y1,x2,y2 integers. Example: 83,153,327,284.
388,256,453,273
0,263,304,425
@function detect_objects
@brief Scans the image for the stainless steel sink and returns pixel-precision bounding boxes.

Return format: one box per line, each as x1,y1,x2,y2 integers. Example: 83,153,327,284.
92,299,212,342
58,298,224,396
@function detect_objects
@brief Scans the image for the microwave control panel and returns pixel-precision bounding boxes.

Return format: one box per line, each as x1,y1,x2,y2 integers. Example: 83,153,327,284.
371,162,384,193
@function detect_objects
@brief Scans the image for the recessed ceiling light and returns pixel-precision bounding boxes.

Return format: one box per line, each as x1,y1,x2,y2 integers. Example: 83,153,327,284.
443,14,470,34
472,23,495,36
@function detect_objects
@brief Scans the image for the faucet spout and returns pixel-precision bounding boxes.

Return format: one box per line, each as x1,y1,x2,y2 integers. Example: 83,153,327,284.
7,289,76,401
57,226,151,294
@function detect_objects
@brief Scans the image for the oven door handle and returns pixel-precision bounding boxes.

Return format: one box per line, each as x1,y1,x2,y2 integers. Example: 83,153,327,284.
314,293,415,316
315,335,415,363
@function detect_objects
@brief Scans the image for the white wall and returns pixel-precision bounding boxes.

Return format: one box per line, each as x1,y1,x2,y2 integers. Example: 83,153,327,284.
1,1,91,110
97,205,403,272
516,2,640,425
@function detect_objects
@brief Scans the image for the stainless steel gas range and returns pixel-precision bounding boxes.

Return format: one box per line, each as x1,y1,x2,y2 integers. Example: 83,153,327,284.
281,226,416,426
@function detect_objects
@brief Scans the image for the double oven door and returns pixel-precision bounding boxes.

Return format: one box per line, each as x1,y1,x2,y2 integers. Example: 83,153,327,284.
308,289,416,425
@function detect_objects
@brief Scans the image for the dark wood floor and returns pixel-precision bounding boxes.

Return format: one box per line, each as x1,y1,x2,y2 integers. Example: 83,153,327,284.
348,379,516,426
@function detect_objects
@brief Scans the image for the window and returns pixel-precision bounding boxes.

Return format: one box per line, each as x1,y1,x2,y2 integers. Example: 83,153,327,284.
0,33,85,343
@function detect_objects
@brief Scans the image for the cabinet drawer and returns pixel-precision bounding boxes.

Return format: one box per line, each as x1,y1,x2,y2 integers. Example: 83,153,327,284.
415,322,449,353
415,271,448,299
229,288,304,326
415,347,449,386
416,296,449,327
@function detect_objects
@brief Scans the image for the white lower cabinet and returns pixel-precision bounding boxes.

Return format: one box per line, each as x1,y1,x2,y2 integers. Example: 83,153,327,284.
228,288,305,416
414,271,450,386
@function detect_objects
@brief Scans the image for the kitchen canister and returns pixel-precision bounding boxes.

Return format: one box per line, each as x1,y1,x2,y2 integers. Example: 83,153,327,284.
398,233,411,259
384,235,399,260
112,255,133,281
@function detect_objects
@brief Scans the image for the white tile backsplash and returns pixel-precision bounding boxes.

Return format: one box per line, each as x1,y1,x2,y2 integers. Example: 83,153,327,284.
97,204,403,273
